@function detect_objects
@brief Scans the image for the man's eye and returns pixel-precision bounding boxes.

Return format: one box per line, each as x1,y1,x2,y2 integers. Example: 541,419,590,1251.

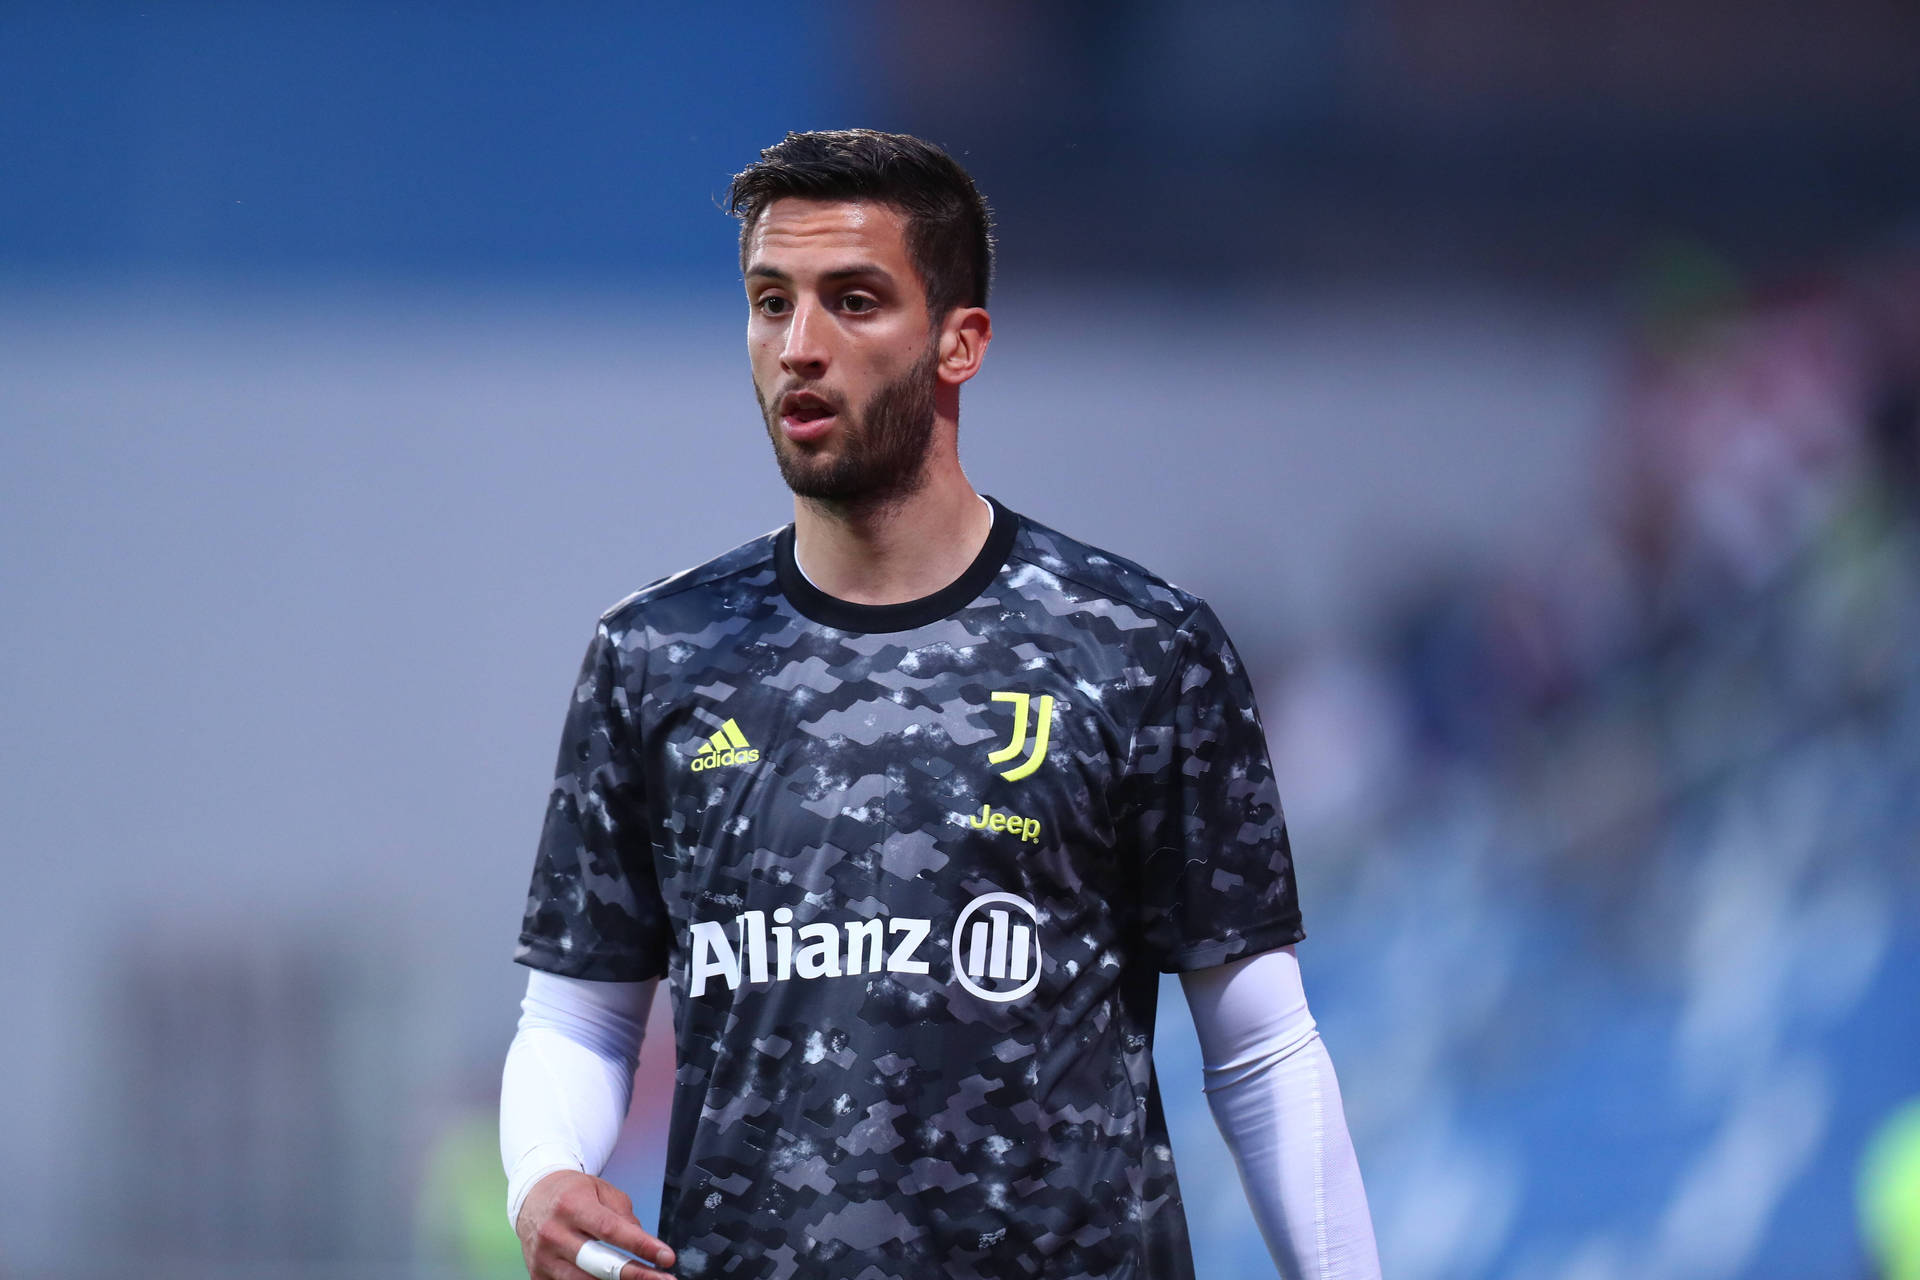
757,296,790,317
841,295,876,314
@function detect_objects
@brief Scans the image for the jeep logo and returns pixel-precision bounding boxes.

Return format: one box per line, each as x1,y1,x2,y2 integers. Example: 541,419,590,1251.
965,803,1042,843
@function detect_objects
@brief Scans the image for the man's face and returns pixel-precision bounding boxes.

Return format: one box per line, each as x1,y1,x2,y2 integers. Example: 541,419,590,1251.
745,198,942,505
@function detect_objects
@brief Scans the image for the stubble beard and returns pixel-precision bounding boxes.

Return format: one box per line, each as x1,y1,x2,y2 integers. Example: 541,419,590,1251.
758,345,941,513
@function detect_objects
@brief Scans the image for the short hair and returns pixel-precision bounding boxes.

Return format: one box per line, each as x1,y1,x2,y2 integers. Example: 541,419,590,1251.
728,129,995,321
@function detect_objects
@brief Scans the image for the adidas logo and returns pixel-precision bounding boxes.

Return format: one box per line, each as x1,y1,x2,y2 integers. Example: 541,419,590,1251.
690,718,761,772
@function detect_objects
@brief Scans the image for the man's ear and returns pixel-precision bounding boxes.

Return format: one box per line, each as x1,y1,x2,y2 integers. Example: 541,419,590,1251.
936,306,993,386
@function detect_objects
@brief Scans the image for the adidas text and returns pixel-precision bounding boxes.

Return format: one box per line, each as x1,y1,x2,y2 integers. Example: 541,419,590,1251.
691,747,760,772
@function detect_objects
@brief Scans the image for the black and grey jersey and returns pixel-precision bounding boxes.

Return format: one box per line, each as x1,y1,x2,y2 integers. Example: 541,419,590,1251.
515,497,1304,1280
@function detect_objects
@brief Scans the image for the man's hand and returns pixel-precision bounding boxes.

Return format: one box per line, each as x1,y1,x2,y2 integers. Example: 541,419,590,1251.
515,1169,677,1280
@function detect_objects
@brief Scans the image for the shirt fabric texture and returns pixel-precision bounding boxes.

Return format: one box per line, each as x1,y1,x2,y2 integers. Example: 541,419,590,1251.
514,498,1305,1280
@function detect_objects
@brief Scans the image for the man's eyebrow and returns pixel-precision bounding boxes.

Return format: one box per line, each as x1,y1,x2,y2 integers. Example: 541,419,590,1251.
819,263,892,282
744,263,895,284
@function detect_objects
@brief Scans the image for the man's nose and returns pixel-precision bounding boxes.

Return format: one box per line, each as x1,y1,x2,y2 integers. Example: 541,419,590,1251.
779,298,830,378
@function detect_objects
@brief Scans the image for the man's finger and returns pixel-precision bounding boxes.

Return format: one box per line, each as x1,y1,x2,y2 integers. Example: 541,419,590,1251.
615,1259,672,1280
562,1236,672,1280
581,1205,676,1273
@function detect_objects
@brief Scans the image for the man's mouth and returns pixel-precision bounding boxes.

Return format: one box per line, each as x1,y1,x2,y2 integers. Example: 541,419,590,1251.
779,390,840,442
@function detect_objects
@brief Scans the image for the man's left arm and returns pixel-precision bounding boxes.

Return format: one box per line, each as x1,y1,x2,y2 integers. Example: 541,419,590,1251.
1117,602,1379,1276
1181,944,1380,1280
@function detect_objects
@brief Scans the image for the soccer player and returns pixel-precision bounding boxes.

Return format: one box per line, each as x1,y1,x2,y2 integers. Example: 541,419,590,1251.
500,129,1380,1280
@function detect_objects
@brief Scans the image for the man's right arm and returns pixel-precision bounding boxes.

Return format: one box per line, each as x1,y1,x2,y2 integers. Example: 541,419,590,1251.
500,969,676,1279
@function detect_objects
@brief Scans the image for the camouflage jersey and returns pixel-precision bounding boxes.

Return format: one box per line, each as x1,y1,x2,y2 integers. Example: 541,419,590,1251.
515,497,1304,1280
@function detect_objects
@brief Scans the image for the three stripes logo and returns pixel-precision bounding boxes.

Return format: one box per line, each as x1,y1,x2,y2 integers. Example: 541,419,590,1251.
986,691,1054,782
952,892,1042,1003
690,718,760,772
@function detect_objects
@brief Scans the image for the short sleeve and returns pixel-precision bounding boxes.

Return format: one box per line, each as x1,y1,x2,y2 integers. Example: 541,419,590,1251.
514,620,671,982
1117,602,1305,972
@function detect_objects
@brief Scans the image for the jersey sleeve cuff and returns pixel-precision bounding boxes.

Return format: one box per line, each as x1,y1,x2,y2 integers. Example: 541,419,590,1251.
514,935,668,984
1154,917,1306,974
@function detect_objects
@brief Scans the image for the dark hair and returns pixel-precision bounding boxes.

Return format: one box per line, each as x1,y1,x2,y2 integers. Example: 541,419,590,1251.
728,129,994,320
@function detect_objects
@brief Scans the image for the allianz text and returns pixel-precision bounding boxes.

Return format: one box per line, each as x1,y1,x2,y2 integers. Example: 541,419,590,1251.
690,907,931,997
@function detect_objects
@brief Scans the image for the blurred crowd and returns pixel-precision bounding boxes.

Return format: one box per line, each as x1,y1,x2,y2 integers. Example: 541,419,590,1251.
1249,245,1920,1278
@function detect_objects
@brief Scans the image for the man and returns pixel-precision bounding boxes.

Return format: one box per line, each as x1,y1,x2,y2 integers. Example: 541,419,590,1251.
501,129,1379,1280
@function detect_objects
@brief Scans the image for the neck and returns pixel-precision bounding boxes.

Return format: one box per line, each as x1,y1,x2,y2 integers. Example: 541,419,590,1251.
792,452,991,605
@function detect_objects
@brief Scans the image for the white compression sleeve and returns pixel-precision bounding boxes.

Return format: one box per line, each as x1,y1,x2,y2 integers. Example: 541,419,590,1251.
499,969,657,1230
1180,946,1381,1280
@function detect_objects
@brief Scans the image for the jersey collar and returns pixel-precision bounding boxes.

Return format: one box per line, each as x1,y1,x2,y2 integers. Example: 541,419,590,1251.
775,495,1021,633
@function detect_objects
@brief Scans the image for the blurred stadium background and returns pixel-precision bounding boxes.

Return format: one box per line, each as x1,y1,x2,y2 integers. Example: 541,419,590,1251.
3,4,1918,1278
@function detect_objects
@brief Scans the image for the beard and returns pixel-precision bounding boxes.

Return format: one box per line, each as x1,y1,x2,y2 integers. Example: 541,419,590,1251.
757,345,940,508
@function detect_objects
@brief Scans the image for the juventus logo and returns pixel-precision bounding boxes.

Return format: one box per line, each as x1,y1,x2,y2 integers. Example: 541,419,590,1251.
952,892,1042,1003
986,691,1054,782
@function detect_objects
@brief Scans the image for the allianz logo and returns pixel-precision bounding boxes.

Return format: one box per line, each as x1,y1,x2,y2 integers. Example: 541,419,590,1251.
690,892,1042,1004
